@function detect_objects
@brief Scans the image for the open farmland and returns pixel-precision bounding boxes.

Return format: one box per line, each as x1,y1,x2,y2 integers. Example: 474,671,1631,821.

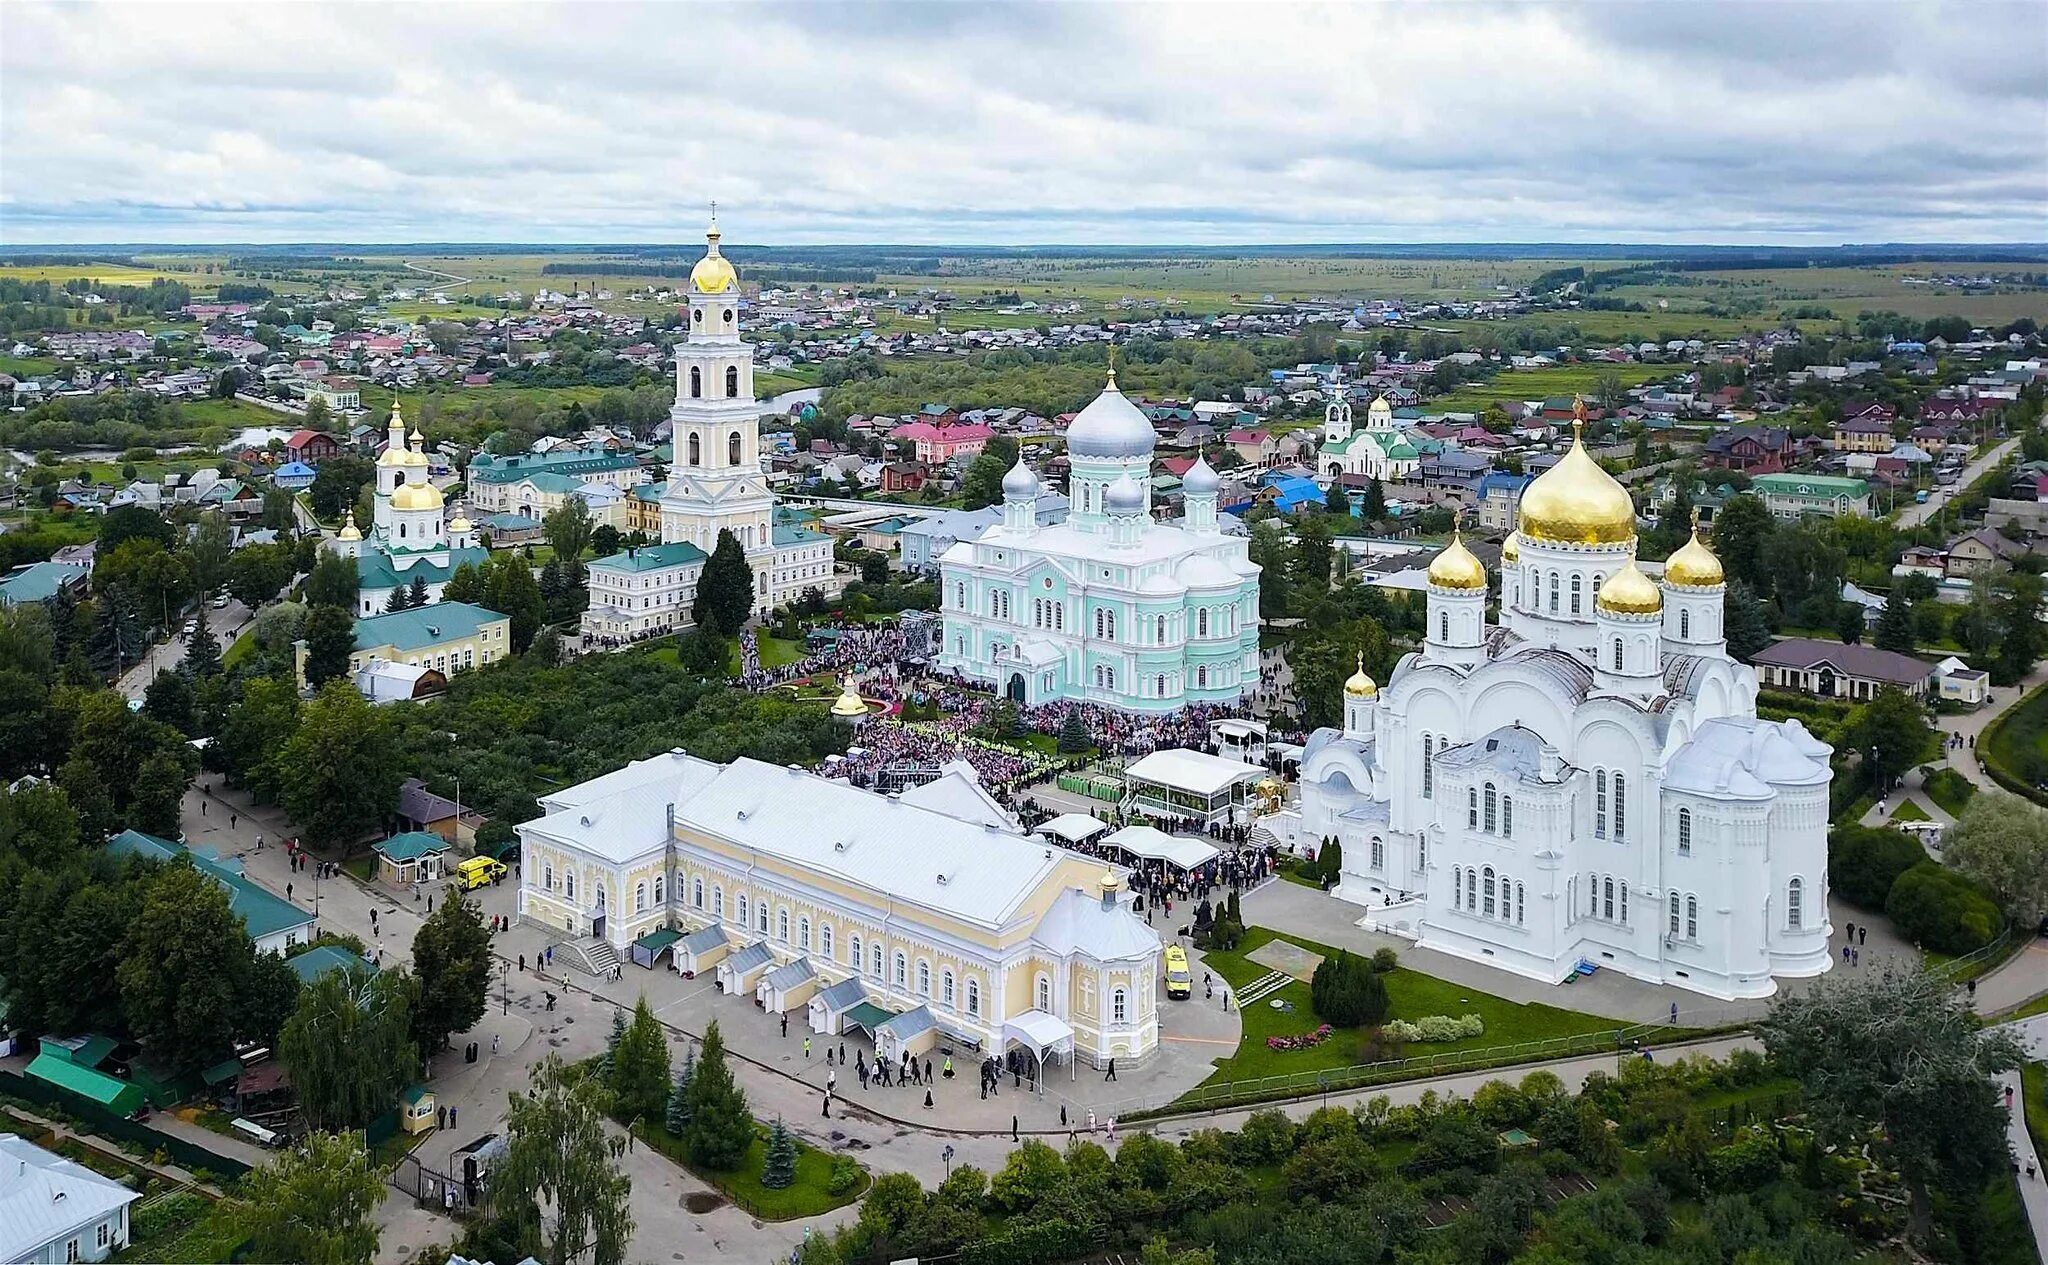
1429,363,1673,412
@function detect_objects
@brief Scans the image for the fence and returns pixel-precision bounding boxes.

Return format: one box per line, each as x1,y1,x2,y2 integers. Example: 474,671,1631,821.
391,1152,482,1217
0,1069,253,1180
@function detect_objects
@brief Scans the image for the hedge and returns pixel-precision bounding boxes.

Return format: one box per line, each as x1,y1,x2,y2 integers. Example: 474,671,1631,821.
1885,860,2002,955
1826,824,1927,910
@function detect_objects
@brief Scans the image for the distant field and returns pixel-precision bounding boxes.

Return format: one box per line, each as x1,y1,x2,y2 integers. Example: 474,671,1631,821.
0,262,192,286
0,355,60,377
1430,363,1673,412
1597,262,2048,328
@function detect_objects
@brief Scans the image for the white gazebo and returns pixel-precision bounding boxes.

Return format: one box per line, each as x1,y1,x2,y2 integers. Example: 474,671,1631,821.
1037,812,1111,848
1122,748,1267,828
1208,717,1270,766
1004,1008,1076,1091
1102,824,1221,873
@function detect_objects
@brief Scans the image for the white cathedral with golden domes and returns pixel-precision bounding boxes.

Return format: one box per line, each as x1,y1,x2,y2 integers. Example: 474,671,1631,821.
1289,404,1834,1001
332,401,488,617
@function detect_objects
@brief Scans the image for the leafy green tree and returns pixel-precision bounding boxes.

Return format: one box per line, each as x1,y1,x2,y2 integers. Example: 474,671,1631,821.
760,1119,798,1190
1722,581,1773,662
610,996,672,1126
278,681,401,852
85,590,146,675
683,1019,754,1171
95,538,192,631
142,668,197,734
302,603,358,688
1993,569,2046,684
543,497,595,564
692,530,755,636
185,512,235,598
1291,513,1334,592
309,455,376,521
1308,949,1388,1027
958,449,1011,510
483,554,546,653
1840,687,1938,789
280,967,421,1132
1361,477,1387,522
1707,494,1775,593
493,1054,634,1265
411,892,492,1056
184,604,222,679
442,561,488,607
1833,601,1865,645
98,504,176,555
54,756,117,847
1323,481,1350,518
216,676,300,801
129,748,192,837
118,858,255,1072
1939,791,2048,930
1758,964,2022,1240
304,551,361,610
239,1129,385,1265
1827,824,1927,909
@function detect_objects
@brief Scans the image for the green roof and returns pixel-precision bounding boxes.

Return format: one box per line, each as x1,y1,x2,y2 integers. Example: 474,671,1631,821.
630,482,668,503
354,601,508,653
774,524,827,546
467,450,638,484
0,560,89,606
376,831,449,862
844,1001,897,1032
402,1084,433,1106
285,945,378,984
109,829,313,944
41,1034,117,1069
633,928,683,951
356,546,491,592
200,1057,247,1087
1750,474,1869,496
589,542,706,574
26,1051,147,1115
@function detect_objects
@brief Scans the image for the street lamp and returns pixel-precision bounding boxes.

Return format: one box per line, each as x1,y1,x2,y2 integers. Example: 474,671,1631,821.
501,958,510,1015
941,1145,955,1179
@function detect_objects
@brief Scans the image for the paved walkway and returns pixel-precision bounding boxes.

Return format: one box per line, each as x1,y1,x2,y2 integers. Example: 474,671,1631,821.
1999,1015,2048,1265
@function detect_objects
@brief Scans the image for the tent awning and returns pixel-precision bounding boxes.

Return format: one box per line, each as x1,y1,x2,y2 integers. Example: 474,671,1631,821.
633,928,683,953
1039,812,1110,845
1104,825,1221,871
843,1002,896,1035
1122,749,1265,797
1004,1010,1075,1060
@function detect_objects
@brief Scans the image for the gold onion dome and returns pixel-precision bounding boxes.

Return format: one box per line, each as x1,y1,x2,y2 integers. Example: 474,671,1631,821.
690,209,738,295
1344,651,1378,699
448,514,472,533
1597,558,1664,615
1427,529,1488,590
1664,514,1725,587
1502,532,1520,563
830,673,867,718
337,512,361,542
392,481,445,511
1517,399,1637,545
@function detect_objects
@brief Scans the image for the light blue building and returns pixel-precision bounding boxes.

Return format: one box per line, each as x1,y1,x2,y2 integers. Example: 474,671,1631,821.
934,369,1261,713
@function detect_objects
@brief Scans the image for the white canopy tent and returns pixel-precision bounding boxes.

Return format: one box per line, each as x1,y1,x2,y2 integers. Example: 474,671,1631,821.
1122,748,1267,828
1103,824,1220,872
1038,812,1111,846
1003,1009,1077,1089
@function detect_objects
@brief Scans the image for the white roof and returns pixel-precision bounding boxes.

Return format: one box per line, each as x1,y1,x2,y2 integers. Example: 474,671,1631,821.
0,1136,141,1259
897,761,1014,828
1104,825,1221,871
1124,748,1266,797
953,517,1253,571
539,749,720,813
1004,1009,1075,1058
1031,886,1160,961
1665,716,1833,800
1211,718,1268,739
1038,812,1110,844
673,758,1068,928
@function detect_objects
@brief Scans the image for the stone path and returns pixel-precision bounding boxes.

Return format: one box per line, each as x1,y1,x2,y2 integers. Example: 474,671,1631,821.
1999,1015,2048,1265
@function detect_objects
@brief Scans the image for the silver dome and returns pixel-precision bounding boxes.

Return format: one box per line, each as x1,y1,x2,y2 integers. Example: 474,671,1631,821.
1002,456,1040,499
1183,454,1220,497
1104,474,1146,516
1065,375,1157,460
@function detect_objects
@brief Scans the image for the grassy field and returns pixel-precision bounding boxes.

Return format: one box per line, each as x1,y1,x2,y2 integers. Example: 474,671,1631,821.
1429,363,1672,412
1889,799,1932,823
1195,927,1622,1087
0,261,194,286
1601,263,2048,327
0,354,60,377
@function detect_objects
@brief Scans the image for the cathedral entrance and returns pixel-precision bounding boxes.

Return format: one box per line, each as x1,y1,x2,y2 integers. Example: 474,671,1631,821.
1007,673,1027,704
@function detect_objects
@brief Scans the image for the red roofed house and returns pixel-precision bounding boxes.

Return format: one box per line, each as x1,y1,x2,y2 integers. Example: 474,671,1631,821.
881,461,929,494
1919,396,1993,424
890,420,993,464
286,429,341,464
1225,428,1280,467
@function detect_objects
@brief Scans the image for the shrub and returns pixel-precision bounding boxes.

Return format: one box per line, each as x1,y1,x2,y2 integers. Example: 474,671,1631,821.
1370,947,1400,974
1826,824,1925,909
1309,949,1389,1028
1382,1014,1486,1044
1885,859,2002,954
1707,1129,1784,1191
827,1154,863,1196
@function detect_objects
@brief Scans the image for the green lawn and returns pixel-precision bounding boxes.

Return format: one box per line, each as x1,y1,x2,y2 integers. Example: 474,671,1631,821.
222,629,257,671
1924,767,1978,818
634,1119,867,1220
117,1191,247,1264
1428,364,1670,413
1195,927,1623,1089
173,396,288,429
0,354,60,377
1889,800,1932,823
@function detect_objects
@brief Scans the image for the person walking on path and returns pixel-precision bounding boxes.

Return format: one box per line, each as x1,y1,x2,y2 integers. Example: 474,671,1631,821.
804,1036,811,1059
1105,1058,1117,1083
781,1013,788,1038
923,1089,933,1111
823,1093,831,1119
1012,1115,1019,1142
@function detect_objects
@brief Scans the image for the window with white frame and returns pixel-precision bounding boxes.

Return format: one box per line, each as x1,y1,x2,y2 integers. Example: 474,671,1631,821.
1467,787,1479,829
798,916,811,951
1502,796,1513,839
693,877,704,908
942,970,955,1008
1036,974,1051,1011
821,925,833,959
634,881,647,913
1112,988,1127,1023
967,978,981,1017
893,952,907,986
1686,895,1698,941
1787,877,1804,929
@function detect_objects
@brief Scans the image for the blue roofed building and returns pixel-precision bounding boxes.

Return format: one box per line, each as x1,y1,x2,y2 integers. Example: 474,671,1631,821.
0,559,90,608
109,830,314,955
270,460,317,491
581,541,709,642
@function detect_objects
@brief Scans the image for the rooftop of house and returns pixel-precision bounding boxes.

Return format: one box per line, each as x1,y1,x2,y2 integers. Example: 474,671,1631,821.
353,601,508,652
107,830,313,942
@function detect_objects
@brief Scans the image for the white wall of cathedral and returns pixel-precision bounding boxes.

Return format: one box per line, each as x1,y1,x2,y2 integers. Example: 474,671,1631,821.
1661,587,1726,658
1502,539,1637,658
1068,455,1152,528
1425,591,1486,658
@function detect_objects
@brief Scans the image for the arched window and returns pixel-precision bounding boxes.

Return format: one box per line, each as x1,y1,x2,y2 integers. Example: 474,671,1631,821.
1787,877,1804,929
1155,674,1166,697
1501,796,1514,838
1156,614,1167,642
1515,882,1525,925
1112,988,1128,1024
693,877,704,909
1439,611,1450,641
1453,867,1463,909
1677,808,1692,855
1036,974,1052,1011
1595,770,1608,839
1548,572,1559,612
1483,783,1498,833
893,952,907,986
851,934,862,970
1613,773,1627,841
565,871,575,902
1570,574,1583,615
725,365,739,398
1612,638,1623,671
1483,866,1497,917
1468,787,1479,829
713,885,724,917
798,916,811,951
1094,609,1105,637
1466,868,1477,910
1196,665,1208,688
544,862,555,891
967,979,981,1017
941,970,955,1008
777,908,790,942
1680,609,1691,639
821,925,833,959
687,433,701,465
1669,892,1681,936
758,902,769,934
653,875,665,905
689,366,702,398
1198,608,1209,637
1371,837,1385,871
728,431,742,466
1105,609,1115,640
1603,876,1615,919
916,961,931,996
1619,881,1630,924
1422,735,1435,799
1686,895,1698,941
1587,874,1598,917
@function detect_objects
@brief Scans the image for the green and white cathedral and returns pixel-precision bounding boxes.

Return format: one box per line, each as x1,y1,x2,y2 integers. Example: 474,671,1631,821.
935,370,1262,713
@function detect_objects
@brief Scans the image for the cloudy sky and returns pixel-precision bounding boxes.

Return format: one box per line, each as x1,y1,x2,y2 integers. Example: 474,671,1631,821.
3,1,2044,246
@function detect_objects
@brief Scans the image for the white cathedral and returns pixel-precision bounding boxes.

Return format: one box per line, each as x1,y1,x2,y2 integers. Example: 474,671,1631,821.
934,366,1262,712
333,401,487,617
1290,409,1833,1001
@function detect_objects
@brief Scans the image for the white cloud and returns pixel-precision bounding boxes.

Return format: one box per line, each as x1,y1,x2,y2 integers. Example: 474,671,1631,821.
1,0,2043,244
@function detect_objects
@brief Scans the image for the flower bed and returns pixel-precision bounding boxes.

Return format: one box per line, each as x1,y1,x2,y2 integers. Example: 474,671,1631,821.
1266,1024,1334,1051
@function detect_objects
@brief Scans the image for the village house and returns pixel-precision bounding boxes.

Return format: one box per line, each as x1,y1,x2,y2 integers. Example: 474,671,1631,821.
1750,638,1935,701
1944,527,2030,577
1749,473,1872,520
1702,425,1791,474
1831,415,1896,453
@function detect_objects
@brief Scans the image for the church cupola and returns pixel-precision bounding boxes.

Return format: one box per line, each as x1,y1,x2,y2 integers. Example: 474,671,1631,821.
1425,530,1487,666
1182,452,1220,534
1104,473,1147,547
1343,652,1378,739
1594,557,1664,693
1002,456,1040,534
1661,511,1727,658
1323,389,1353,444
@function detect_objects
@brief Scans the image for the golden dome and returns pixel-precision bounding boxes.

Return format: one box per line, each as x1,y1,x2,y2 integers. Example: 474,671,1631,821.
1596,558,1663,615
1344,651,1378,699
1502,532,1520,563
690,213,738,295
337,512,361,542
1427,529,1488,591
830,673,867,718
392,481,445,511
1663,513,1724,587
1518,403,1637,545
448,515,472,534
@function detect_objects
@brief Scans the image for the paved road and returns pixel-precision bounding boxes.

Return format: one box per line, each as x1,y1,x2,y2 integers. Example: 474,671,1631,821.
1893,433,2021,529
1999,1015,2048,1264
116,596,253,700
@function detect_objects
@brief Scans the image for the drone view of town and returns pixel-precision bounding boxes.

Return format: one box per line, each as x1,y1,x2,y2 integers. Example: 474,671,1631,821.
0,3,2045,1265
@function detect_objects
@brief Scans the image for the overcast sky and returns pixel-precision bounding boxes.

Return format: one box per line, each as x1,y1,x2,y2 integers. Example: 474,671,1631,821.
3,1,2045,247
